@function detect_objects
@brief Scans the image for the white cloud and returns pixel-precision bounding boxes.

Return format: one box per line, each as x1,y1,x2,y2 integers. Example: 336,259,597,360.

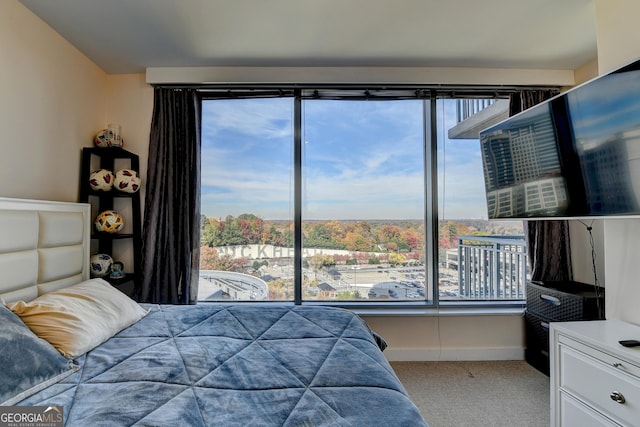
201,97,489,220
202,99,293,141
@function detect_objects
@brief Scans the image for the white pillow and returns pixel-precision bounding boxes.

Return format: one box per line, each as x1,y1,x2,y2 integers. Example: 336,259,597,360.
7,278,148,358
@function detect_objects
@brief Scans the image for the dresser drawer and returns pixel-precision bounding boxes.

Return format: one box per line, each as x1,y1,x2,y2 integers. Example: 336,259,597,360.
560,344,640,426
525,311,551,375
560,391,621,427
526,311,551,352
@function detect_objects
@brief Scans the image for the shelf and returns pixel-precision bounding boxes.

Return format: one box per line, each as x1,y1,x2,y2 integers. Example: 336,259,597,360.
102,273,136,286
80,146,141,299
91,233,135,239
83,146,140,160
88,190,136,198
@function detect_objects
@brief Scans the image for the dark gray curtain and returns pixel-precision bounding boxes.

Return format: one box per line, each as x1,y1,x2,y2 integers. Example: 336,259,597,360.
510,89,572,282
508,90,559,117
138,88,201,304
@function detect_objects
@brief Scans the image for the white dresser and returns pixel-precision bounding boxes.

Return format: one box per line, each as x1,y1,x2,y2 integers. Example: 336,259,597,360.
550,320,640,426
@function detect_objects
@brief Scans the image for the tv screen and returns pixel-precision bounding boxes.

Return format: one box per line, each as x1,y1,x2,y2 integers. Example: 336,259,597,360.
480,58,640,219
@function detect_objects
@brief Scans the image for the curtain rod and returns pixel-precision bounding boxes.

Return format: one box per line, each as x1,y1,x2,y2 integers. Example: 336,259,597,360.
153,83,560,93
154,84,561,101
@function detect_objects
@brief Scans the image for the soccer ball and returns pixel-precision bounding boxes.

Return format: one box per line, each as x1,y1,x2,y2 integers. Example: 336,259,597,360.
90,253,113,277
94,128,124,148
89,169,114,191
94,129,110,147
94,210,124,233
114,169,141,193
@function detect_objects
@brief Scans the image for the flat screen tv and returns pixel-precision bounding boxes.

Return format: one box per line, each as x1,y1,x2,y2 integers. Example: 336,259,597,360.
480,58,640,220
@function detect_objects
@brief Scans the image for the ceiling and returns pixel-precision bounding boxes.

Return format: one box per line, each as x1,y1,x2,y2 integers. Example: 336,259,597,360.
19,0,597,75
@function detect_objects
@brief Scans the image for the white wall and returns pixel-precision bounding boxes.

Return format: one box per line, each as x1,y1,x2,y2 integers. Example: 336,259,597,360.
0,1,108,202
103,74,154,271
105,74,154,209
365,314,524,361
594,0,640,325
594,0,640,76
569,219,605,286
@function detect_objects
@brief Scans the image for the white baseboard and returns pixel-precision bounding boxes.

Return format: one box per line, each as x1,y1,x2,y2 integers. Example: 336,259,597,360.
384,347,525,362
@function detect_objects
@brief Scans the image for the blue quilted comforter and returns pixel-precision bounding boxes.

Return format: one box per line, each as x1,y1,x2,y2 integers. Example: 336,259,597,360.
19,304,427,426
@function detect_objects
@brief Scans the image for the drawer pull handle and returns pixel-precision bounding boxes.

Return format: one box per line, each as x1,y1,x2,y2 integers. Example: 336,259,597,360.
610,391,626,404
540,294,561,306
540,322,549,330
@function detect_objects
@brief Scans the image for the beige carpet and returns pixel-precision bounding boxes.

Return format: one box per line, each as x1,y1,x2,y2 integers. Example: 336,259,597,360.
391,361,550,427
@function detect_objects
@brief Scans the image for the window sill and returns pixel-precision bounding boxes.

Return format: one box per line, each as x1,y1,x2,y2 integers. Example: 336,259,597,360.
303,300,526,317
352,306,525,317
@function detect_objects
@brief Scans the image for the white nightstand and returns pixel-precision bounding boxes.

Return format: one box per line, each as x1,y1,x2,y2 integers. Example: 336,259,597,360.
550,320,640,426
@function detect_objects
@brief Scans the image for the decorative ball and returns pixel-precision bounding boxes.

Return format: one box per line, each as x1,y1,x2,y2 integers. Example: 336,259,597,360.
94,210,124,233
94,129,110,147
94,129,124,148
90,253,113,278
88,169,114,191
114,169,141,193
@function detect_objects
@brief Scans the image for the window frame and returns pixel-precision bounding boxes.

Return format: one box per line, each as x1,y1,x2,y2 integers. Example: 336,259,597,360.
198,85,543,312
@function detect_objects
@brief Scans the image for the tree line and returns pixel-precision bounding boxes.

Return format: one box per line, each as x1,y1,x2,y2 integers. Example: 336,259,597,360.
201,214,522,252
201,214,427,253
199,214,523,272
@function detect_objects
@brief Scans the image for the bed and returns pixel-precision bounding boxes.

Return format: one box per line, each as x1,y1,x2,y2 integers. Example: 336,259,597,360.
0,197,427,426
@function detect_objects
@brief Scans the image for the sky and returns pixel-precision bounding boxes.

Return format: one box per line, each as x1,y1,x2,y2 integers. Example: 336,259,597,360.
200,97,489,221
568,70,640,150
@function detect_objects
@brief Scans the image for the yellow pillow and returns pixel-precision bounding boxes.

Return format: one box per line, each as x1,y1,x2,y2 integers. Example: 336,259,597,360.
7,278,148,358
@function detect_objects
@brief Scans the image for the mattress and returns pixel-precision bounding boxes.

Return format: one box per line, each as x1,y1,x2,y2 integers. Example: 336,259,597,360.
17,304,427,426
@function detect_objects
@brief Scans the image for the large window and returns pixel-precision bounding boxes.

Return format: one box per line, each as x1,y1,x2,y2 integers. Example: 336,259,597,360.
436,98,526,302
302,99,426,301
200,97,295,301
199,89,526,305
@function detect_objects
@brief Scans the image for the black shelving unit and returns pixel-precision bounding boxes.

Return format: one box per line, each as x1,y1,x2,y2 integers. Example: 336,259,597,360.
79,147,142,297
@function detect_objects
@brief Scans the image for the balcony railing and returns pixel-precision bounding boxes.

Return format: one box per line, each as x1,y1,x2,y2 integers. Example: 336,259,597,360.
448,98,510,140
456,235,528,300
455,99,497,123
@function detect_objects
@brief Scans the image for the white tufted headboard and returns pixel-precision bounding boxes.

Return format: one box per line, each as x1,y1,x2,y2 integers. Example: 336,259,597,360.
0,197,90,303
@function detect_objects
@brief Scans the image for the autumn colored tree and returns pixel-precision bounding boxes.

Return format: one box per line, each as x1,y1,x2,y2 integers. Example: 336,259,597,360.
201,215,224,247
268,278,291,300
263,224,287,246
402,228,424,251
388,252,407,266
324,220,347,242
384,242,399,252
307,254,336,271
237,213,264,243
333,254,351,264
354,252,370,263
344,221,375,242
305,223,344,248
199,246,245,271
201,216,214,247
378,224,402,241
343,231,375,252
